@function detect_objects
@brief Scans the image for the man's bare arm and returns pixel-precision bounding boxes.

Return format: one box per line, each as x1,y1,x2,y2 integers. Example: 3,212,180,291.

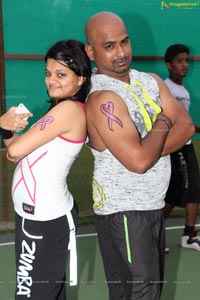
86,91,171,174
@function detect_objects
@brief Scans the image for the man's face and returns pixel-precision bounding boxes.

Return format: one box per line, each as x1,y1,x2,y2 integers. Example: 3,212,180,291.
85,23,132,80
167,52,189,79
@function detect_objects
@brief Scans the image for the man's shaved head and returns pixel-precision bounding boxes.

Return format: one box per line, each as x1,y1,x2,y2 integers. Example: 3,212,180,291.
85,11,126,46
84,11,132,80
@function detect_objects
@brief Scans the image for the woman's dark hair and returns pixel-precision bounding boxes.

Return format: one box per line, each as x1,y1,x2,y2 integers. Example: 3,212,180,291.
45,39,91,107
164,44,190,63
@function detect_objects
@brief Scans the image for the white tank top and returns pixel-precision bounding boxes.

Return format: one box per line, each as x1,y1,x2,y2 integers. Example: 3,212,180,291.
165,78,191,145
12,135,85,221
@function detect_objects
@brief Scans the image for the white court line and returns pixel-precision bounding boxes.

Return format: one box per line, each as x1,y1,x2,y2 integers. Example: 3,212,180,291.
0,242,14,247
77,233,97,238
165,223,200,231
1,223,200,247
0,233,97,247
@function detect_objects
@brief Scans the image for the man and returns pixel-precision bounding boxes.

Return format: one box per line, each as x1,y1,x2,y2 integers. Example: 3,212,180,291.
84,12,194,300
0,106,32,135
164,44,200,251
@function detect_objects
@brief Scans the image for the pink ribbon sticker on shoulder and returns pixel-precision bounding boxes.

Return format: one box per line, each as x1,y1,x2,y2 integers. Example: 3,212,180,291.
100,102,123,131
35,116,54,130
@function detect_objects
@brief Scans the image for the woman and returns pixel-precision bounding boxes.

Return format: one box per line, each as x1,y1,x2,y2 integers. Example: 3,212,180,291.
2,39,91,299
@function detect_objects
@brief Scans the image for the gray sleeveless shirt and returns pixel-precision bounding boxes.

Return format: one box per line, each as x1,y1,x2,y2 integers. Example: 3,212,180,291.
89,69,171,215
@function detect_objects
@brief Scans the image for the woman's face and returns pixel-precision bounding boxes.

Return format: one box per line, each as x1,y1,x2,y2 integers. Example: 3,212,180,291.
45,58,84,100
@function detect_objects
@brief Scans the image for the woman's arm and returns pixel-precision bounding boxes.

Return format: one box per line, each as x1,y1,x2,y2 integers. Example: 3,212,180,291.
5,101,86,162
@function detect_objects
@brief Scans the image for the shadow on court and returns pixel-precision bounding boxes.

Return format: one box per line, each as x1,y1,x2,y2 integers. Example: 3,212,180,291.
0,220,200,300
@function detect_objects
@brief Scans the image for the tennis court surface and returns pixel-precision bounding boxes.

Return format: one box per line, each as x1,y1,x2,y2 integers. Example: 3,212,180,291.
0,218,200,300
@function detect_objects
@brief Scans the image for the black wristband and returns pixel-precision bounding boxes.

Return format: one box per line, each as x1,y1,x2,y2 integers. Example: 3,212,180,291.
0,127,14,139
156,117,172,131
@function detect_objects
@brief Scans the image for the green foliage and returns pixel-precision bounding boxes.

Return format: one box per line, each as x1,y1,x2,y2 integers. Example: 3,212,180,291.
68,145,94,213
